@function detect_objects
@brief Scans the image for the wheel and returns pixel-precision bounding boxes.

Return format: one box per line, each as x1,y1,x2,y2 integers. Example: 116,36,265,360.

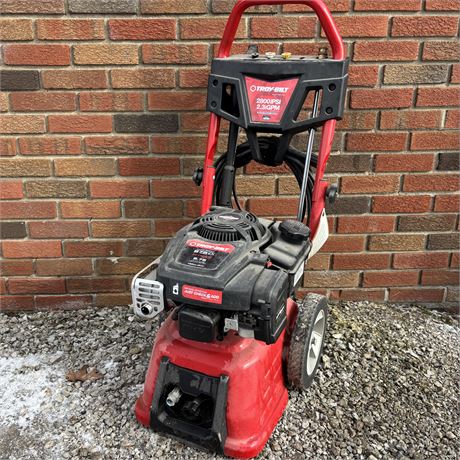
287,293,328,390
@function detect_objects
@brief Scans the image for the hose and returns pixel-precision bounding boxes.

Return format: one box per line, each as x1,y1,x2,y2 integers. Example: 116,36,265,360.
214,136,317,223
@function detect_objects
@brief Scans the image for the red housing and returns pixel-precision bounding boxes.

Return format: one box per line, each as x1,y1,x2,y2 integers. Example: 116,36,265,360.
135,299,298,458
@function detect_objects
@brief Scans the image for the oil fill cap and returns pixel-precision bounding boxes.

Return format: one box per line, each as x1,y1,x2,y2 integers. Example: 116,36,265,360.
279,220,310,243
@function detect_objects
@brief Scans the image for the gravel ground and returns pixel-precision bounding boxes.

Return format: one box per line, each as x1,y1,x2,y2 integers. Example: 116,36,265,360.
0,302,458,460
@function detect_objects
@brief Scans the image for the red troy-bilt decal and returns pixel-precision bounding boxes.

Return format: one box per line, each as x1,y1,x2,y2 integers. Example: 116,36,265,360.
182,285,223,305
186,239,235,254
245,76,299,124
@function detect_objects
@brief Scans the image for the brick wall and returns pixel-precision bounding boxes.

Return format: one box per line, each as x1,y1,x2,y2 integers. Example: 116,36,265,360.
0,0,459,311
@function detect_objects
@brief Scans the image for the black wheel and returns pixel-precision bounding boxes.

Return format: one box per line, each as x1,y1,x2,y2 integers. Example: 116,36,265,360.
287,293,328,390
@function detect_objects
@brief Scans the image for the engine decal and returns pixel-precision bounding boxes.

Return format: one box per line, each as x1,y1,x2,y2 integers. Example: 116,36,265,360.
182,285,223,305
245,76,299,123
186,239,234,253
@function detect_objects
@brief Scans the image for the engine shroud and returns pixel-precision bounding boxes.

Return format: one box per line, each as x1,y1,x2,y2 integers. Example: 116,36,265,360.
156,207,311,344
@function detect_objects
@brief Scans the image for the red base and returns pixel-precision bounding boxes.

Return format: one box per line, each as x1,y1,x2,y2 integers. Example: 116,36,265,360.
135,299,298,459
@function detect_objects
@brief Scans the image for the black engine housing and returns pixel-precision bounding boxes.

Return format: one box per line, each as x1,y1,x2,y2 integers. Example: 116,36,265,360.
156,207,311,344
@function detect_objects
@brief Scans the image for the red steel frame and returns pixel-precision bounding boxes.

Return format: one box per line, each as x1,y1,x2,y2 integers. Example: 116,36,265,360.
200,0,346,238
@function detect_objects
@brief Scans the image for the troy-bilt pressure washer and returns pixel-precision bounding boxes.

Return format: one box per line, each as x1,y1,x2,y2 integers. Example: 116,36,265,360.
131,0,348,457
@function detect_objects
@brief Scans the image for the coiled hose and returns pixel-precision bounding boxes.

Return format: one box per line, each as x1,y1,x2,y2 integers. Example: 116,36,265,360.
213,136,317,222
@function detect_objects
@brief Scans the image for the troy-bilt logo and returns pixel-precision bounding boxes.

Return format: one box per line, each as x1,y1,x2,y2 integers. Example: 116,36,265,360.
186,239,234,254
182,285,223,305
249,84,290,94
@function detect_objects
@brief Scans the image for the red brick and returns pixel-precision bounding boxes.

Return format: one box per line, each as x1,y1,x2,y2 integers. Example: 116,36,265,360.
109,19,175,40
380,110,442,130
347,133,408,151
283,0,349,12
411,132,460,151
179,68,209,89
389,288,444,302
152,179,201,198
143,44,208,65
49,115,112,134
54,158,115,177
66,277,126,294
141,0,207,13
451,253,459,268
111,69,175,89
355,0,421,10
3,240,62,259
1,201,56,219
42,70,107,89
64,241,123,258
60,201,120,219
452,64,460,84
306,254,331,271
35,295,93,310
28,221,88,239
416,87,460,107
95,258,150,276
91,221,151,238
323,16,388,38
337,216,395,234
79,93,143,112
0,180,23,199
392,16,459,37
445,110,459,129
0,260,33,276
0,93,7,112
0,115,45,134
374,154,435,172
423,41,460,61
350,89,413,109
348,65,379,87
393,253,450,269
89,180,149,198
151,136,207,154
403,174,459,192
36,259,92,276
434,194,459,212
320,236,366,253
247,197,298,217
119,157,180,176
425,0,460,11
370,234,427,252
0,138,16,156
19,137,81,155
3,44,70,66
363,270,419,287
155,219,193,237
303,271,360,288
341,175,400,194
148,92,206,111
10,92,76,112
333,253,391,270
353,41,419,61
0,0,64,14
373,195,432,213
181,18,246,39
0,19,32,40
182,112,210,131
85,136,148,155
251,17,315,39
36,19,104,40
0,295,34,311
74,44,138,65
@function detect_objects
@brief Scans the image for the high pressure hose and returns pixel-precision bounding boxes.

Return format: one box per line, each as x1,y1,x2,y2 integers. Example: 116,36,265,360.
213,136,317,223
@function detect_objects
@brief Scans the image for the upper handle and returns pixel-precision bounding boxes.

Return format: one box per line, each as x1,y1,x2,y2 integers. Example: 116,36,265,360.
217,0,345,60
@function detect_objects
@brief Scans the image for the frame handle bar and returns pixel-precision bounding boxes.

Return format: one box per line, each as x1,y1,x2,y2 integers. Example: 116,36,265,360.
217,0,345,60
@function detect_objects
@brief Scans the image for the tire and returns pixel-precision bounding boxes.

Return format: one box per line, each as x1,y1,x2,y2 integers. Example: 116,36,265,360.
287,293,328,390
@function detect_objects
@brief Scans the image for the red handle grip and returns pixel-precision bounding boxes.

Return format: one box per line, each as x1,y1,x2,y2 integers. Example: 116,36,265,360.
217,0,345,60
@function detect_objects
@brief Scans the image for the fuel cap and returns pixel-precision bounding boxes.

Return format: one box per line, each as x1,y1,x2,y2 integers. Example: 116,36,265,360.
279,220,310,243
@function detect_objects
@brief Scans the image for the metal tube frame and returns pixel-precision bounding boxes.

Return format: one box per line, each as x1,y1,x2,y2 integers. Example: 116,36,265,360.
200,0,346,238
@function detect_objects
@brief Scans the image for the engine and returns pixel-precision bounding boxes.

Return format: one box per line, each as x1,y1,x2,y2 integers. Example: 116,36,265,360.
133,207,312,344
